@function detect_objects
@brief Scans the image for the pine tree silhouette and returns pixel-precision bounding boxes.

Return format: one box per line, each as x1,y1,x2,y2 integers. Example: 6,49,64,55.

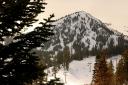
0,0,60,85
108,60,115,85
115,58,125,85
92,50,109,85
116,49,128,85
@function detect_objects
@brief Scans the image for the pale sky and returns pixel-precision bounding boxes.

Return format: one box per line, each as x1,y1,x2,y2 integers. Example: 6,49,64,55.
39,0,128,26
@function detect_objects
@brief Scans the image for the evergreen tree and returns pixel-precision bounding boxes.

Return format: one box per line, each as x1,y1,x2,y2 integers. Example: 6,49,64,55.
108,60,115,85
115,49,128,85
56,51,63,66
115,58,125,85
63,46,70,71
92,50,109,85
52,55,60,79
122,50,128,85
0,0,58,85
92,54,100,85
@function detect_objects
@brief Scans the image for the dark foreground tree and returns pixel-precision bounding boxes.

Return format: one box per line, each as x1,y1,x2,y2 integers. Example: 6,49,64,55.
122,50,128,85
92,50,109,85
108,60,115,85
116,49,128,85
115,58,125,85
0,0,63,85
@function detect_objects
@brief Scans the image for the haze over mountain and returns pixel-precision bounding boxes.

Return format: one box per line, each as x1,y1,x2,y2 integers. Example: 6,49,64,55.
108,24,128,36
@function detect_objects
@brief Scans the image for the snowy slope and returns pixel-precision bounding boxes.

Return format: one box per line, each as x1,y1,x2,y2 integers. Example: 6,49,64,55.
47,55,121,85
43,11,128,57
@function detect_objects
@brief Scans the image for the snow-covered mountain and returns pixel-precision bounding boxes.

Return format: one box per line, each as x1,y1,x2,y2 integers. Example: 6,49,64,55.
43,11,128,58
42,11,128,85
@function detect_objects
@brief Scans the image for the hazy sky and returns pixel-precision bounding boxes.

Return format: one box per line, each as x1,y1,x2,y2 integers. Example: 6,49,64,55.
40,0,128,26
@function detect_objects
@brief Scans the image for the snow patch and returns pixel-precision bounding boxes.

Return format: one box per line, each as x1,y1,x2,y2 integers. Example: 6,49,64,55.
47,55,121,85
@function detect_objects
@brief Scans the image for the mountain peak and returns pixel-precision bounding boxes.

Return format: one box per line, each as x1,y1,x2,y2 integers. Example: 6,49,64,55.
54,11,100,25
43,11,128,58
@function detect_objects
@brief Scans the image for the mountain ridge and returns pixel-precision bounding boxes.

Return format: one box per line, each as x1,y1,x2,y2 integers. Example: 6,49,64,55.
42,11,128,59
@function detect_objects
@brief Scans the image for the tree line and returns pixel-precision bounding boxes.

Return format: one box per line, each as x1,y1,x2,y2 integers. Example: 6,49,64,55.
92,49,128,85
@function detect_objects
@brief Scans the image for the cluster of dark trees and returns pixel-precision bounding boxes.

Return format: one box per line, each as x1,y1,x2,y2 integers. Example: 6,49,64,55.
0,0,63,85
92,50,128,85
41,46,71,70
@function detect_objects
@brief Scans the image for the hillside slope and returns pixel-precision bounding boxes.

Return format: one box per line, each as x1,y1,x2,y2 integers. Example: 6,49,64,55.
47,55,121,85
42,11,128,59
